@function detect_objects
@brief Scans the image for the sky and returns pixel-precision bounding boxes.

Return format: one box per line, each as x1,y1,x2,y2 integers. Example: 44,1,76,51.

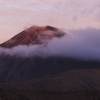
0,0,100,43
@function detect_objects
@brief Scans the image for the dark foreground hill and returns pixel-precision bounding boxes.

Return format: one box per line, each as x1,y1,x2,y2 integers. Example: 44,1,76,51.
0,55,100,100
0,88,100,100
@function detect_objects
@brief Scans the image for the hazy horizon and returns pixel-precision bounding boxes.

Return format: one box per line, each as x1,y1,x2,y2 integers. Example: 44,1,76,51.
0,0,100,43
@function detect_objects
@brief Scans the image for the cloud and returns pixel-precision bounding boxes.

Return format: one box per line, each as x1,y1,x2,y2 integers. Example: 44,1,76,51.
45,28,100,60
0,28,100,60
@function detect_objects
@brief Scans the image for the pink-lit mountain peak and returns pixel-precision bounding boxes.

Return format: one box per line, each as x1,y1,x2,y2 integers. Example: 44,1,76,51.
0,25,65,48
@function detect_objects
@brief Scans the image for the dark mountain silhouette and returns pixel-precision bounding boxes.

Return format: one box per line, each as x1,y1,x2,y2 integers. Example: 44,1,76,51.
0,25,65,48
0,55,100,83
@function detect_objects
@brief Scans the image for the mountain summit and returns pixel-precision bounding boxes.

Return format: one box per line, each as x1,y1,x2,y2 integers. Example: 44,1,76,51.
0,25,65,48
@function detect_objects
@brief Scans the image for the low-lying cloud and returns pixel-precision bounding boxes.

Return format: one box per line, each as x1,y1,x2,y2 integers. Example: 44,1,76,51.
0,28,100,60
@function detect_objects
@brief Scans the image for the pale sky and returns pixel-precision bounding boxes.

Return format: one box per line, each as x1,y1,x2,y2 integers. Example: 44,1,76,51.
0,0,100,43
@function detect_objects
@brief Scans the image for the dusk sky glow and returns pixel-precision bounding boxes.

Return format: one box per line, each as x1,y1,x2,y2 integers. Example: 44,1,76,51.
0,0,100,43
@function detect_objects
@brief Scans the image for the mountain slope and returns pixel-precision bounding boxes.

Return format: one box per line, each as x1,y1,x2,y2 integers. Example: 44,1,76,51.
0,55,100,83
1,68,100,100
0,26,65,48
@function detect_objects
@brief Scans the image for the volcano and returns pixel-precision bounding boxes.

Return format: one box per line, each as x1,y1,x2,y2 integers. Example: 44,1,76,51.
0,26,100,100
0,25,65,48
